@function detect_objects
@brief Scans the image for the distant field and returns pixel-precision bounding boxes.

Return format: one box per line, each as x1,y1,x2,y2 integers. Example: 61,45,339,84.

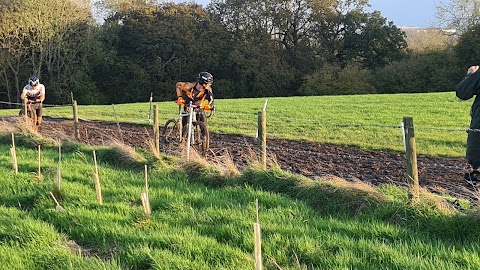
0,92,473,157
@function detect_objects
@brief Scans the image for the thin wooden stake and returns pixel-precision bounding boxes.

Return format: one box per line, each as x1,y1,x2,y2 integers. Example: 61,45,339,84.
144,165,151,214
49,192,65,212
254,199,262,270
93,173,103,205
140,192,147,214
37,145,42,179
11,133,18,175
153,104,160,154
93,150,99,175
141,192,151,216
256,199,259,224
56,141,62,191
92,151,103,204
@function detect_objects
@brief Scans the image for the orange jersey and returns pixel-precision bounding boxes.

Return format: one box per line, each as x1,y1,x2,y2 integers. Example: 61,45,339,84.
176,82,213,107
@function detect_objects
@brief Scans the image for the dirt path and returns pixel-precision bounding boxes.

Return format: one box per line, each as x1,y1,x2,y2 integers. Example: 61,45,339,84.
6,116,477,203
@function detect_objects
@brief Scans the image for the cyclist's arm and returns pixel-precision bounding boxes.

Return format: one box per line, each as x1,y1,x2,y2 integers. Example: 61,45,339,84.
176,82,195,99
20,87,28,100
206,88,214,105
38,92,45,103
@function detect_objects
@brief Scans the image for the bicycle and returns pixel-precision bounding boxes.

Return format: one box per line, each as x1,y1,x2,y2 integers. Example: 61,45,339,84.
18,100,39,131
162,104,213,157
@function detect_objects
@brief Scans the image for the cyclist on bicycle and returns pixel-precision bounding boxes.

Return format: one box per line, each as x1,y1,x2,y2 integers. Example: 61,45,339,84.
176,71,214,124
20,75,45,126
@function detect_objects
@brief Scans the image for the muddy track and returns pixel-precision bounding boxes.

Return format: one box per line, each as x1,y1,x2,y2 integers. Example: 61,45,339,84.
7,116,477,203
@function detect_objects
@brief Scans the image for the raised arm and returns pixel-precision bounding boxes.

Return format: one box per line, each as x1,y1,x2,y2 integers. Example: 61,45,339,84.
456,65,480,100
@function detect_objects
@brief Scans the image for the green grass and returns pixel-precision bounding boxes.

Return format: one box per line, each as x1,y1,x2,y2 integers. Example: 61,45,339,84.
1,132,480,269
0,92,472,157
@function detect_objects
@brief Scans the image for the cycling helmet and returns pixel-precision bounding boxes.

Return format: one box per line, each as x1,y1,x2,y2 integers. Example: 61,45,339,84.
198,72,213,85
28,75,39,86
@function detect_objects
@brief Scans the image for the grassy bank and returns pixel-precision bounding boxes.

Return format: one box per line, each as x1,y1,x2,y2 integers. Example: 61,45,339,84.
1,130,480,269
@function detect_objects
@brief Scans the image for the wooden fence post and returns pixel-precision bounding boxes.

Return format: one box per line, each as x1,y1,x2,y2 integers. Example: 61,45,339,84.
257,111,267,170
403,116,419,201
153,105,159,154
112,104,124,143
73,100,80,141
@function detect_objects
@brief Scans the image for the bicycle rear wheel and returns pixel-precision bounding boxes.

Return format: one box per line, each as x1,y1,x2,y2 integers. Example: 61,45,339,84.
162,119,181,152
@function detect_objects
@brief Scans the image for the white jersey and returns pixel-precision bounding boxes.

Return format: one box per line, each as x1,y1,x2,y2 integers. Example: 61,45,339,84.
22,84,45,100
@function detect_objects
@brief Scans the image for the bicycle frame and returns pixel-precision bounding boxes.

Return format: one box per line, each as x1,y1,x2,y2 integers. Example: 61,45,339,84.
161,104,210,157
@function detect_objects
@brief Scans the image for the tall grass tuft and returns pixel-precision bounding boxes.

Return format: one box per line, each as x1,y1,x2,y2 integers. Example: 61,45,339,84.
95,140,147,169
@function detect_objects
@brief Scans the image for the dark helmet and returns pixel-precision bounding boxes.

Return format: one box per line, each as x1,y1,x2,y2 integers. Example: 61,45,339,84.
198,72,213,85
28,75,39,86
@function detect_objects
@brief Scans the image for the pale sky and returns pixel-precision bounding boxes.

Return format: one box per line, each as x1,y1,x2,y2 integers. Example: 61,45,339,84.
176,0,438,28
368,0,437,28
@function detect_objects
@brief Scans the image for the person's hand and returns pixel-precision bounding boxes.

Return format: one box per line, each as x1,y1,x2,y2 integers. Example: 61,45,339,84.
467,66,480,75
176,97,185,106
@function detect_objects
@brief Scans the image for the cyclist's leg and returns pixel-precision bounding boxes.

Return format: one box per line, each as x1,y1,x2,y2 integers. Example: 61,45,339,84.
35,103,43,126
197,110,207,124
182,106,189,126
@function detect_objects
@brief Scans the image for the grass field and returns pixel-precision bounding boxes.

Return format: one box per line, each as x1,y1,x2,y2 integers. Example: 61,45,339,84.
1,131,480,269
0,92,473,157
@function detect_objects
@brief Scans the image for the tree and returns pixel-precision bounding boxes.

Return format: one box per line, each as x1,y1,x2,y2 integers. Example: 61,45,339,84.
340,11,408,69
0,0,95,104
403,28,456,53
99,2,232,102
435,0,480,34
455,24,480,68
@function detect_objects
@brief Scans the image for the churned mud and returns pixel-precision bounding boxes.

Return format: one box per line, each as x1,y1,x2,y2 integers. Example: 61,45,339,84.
5,116,476,204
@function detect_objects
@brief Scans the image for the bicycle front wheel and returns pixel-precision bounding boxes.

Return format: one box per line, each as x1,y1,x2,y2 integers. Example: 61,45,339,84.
183,121,209,156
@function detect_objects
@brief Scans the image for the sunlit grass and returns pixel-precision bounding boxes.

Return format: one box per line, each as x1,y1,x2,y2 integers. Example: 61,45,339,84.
1,132,480,269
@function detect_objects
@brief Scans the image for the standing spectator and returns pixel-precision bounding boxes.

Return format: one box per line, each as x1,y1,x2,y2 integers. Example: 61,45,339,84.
456,65,480,181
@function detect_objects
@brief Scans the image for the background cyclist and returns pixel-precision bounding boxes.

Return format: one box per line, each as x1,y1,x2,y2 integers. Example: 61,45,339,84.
20,75,45,126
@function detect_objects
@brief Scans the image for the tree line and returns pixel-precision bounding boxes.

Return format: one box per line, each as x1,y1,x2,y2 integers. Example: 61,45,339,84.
0,0,478,106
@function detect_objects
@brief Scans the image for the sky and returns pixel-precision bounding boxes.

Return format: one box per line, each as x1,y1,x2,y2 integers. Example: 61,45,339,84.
175,0,438,28
367,0,437,28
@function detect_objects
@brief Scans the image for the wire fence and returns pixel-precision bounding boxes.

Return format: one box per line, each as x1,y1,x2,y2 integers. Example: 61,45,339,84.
0,99,474,199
